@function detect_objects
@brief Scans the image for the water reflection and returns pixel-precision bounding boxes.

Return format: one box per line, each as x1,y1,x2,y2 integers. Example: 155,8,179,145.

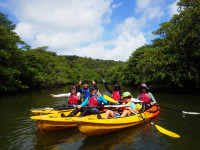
33,128,84,150
1,84,200,150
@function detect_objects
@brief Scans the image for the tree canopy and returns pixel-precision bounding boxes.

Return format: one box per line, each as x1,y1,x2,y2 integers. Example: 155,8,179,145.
1,0,199,92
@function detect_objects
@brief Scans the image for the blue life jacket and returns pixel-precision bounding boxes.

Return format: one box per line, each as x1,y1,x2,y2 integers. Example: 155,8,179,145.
80,88,90,99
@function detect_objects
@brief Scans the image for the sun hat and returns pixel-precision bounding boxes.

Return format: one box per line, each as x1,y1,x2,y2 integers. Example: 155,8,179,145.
121,92,133,99
138,83,150,90
70,85,76,91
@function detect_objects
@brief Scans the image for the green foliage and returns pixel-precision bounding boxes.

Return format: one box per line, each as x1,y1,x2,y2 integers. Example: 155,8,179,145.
0,13,27,91
120,0,200,89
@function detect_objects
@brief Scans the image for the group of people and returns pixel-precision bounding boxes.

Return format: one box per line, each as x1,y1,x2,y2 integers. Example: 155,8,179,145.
50,79,157,119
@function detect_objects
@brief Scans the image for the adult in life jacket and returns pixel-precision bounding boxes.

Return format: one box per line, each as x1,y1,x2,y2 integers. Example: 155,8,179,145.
102,78,122,102
50,85,81,109
137,83,157,110
103,92,137,119
63,86,108,117
77,80,96,102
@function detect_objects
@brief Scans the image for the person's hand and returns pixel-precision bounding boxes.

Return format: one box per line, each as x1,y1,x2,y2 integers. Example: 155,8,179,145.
50,94,55,98
78,105,82,109
97,90,101,97
150,102,154,105
92,79,96,85
78,80,82,86
102,78,106,84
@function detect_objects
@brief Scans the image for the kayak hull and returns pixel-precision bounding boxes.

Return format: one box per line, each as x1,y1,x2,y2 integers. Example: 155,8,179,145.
74,105,160,136
31,112,105,131
35,119,77,131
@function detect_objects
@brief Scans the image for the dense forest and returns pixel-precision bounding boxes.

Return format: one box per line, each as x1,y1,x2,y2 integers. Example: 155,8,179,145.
0,0,199,93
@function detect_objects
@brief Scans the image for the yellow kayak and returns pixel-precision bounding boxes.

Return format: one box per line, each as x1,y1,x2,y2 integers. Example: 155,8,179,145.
73,105,160,136
31,108,74,115
30,111,105,131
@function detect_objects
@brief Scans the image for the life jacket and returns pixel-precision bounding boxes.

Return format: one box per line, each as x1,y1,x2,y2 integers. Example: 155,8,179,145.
82,88,90,99
119,101,133,114
111,91,121,101
138,93,150,103
68,93,79,104
87,95,99,106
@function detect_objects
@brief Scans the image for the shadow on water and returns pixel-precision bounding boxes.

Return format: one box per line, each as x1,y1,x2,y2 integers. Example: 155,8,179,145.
33,128,84,150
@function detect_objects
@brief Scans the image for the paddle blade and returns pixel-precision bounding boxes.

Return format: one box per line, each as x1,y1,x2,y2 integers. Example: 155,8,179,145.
155,125,180,138
182,111,200,115
103,95,118,104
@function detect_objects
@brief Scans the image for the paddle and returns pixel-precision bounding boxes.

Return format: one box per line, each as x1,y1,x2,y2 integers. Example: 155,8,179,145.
104,96,180,138
132,111,180,138
103,95,119,104
158,105,200,115
132,97,200,115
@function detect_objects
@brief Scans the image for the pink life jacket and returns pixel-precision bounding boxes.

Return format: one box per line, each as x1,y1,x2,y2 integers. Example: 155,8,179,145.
138,93,150,103
68,93,78,104
88,95,99,106
112,91,121,101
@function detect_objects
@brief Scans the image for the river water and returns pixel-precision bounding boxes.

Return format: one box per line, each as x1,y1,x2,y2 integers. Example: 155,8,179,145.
0,84,200,150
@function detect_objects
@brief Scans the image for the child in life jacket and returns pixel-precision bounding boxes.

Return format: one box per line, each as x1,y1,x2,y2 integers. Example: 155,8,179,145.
137,83,157,110
63,86,108,117
103,92,137,119
77,80,96,102
50,85,81,107
103,78,123,102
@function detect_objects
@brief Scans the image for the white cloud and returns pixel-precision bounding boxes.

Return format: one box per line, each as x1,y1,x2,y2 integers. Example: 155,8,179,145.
9,0,113,49
135,0,164,20
1,0,176,61
71,17,147,61
168,0,179,17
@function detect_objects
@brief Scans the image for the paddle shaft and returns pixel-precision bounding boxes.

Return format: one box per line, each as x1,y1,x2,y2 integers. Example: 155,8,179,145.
159,105,200,114
159,105,182,112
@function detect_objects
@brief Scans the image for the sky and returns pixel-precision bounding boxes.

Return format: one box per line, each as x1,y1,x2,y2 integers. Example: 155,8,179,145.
0,0,179,61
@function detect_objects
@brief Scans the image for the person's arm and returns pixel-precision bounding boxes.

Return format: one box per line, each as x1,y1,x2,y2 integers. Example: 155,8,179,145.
50,93,71,98
126,102,137,112
148,92,157,104
81,96,89,107
97,95,108,104
104,83,113,94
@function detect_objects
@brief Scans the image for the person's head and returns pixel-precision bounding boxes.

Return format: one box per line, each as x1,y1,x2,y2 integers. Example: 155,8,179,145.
89,86,96,95
70,85,77,94
122,92,133,102
82,80,89,89
94,85,98,93
113,83,121,91
138,83,149,93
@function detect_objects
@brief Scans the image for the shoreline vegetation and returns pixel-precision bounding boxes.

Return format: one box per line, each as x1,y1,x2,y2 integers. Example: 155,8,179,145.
1,0,199,93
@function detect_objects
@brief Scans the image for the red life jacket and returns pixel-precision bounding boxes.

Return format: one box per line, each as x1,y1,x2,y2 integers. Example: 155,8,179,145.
138,93,150,103
112,91,120,101
88,95,99,106
68,93,79,104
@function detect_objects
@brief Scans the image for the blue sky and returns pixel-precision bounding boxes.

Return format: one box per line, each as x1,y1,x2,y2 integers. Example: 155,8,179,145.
0,0,179,61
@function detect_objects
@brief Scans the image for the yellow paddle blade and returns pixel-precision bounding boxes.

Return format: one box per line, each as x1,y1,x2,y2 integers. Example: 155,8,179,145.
155,125,180,138
103,95,118,104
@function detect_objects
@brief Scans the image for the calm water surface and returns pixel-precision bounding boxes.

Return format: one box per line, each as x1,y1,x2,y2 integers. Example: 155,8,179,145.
0,84,200,150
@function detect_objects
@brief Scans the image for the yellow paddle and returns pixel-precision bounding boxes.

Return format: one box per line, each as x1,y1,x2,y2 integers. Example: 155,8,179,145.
132,111,180,138
103,95,118,104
